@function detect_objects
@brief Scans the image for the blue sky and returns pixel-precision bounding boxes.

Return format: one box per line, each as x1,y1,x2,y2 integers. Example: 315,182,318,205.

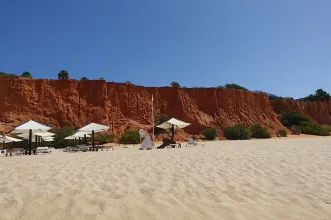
1,0,330,98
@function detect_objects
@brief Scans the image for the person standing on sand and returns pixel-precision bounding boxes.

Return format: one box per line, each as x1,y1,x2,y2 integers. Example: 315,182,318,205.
139,129,146,143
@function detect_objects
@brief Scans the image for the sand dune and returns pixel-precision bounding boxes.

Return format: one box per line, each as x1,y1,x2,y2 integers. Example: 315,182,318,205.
1,138,331,220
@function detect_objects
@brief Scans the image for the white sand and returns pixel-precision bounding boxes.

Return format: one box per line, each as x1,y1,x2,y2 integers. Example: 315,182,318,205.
1,138,331,220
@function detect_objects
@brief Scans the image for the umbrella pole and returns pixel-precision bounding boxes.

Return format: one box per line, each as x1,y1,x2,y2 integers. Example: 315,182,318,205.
2,141,4,150
171,124,175,141
84,134,87,145
92,130,95,151
28,129,32,155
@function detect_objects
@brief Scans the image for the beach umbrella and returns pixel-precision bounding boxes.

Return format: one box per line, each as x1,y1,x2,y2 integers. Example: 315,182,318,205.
17,131,54,147
33,131,55,137
78,123,109,151
64,135,79,146
10,120,51,155
156,118,190,140
0,135,23,150
72,132,90,145
43,137,54,142
72,132,90,138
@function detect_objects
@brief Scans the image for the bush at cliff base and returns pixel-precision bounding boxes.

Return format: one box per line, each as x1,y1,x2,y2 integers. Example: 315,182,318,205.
280,111,311,127
297,121,330,136
95,133,114,144
290,126,301,135
201,127,217,140
223,126,251,140
276,129,287,137
322,125,331,132
52,126,75,148
281,111,330,136
119,130,140,144
250,124,271,139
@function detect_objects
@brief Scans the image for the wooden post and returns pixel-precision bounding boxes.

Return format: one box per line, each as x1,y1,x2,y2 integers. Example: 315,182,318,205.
28,129,32,155
92,130,95,151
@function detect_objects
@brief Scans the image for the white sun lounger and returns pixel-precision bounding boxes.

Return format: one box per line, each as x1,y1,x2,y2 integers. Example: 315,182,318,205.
186,138,204,147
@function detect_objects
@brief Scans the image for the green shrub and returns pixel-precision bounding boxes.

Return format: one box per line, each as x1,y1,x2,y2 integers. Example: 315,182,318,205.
52,126,75,148
224,83,248,90
298,121,329,136
302,89,330,102
322,125,331,132
250,124,271,139
268,93,282,100
280,111,310,127
119,130,140,144
276,129,287,137
95,133,114,144
58,69,70,79
201,127,217,140
0,72,17,77
290,126,301,135
21,71,32,78
170,81,181,87
223,126,251,140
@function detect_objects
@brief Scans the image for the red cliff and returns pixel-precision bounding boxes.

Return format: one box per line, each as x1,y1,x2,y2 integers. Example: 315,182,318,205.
0,78,287,137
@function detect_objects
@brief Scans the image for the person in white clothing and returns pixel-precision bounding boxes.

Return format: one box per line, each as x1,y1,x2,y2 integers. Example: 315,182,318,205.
139,129,146,143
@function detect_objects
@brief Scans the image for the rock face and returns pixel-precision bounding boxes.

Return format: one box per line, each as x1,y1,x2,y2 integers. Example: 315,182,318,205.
0,78,288,138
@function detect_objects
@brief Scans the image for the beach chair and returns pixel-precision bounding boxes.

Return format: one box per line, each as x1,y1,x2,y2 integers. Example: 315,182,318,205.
186,138,204,147
36,147,52,154
157,138,181,149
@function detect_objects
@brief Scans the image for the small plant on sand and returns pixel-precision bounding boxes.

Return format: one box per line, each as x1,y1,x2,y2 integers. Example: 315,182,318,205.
276,129,287,137
223,126,251,140
250,124,271,139
119,130,140,144
201,127,217,140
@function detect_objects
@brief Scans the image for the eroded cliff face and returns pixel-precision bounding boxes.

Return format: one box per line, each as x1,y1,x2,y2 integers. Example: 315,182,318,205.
301,100,331,125
0,78,287,138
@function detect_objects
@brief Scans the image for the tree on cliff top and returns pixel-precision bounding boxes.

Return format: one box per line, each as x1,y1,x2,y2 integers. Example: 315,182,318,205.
302,89,330,101
80,76,88,80
170,81,181,88
21,71,32,78
224,83,248,90
58,70,70,79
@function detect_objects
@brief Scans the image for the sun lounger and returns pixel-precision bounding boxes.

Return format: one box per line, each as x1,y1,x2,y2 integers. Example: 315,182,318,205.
157,138,181,149
2,148,24,156
186,138,204,147
75,145,90,152
36,147,52,154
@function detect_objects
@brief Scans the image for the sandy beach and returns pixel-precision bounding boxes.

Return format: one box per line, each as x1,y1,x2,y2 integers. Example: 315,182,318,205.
1,138,331,220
